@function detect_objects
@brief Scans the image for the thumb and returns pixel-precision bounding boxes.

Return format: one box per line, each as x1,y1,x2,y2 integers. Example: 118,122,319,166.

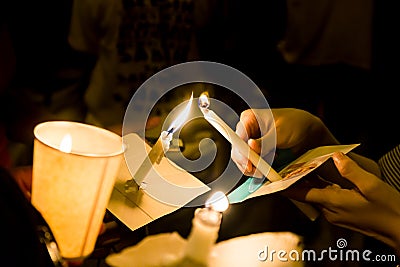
248,138,261,154
332,152,376,193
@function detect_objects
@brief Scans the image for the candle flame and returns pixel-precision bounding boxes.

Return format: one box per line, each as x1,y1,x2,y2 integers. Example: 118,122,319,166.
168,92,193,133
60,134,72,153
198,92,210,109
205,191,229,212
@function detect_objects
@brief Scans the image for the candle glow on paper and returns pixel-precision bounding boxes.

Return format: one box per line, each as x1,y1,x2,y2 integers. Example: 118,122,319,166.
124,92,193,192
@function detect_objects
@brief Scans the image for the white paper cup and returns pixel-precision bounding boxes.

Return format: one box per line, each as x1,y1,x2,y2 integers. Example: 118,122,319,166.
31,121,124,260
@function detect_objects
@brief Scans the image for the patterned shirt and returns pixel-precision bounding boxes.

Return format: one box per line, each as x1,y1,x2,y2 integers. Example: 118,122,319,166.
379,144,400,192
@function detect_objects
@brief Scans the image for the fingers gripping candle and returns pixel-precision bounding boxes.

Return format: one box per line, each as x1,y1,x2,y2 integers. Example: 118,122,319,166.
198,92,320,221
198,92,282,183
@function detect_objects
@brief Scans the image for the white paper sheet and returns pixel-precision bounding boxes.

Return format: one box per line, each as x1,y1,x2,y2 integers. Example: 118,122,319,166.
107,133,210,231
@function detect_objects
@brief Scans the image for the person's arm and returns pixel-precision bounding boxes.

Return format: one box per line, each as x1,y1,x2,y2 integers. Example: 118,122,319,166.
285,152,400,255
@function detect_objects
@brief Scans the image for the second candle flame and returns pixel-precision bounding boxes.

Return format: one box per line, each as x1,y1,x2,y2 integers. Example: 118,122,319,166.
205,191,229,212
167,92,193,133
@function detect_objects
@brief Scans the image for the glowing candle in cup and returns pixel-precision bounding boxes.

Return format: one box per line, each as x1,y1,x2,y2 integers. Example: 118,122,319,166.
184,191,229,265
31,121,124,260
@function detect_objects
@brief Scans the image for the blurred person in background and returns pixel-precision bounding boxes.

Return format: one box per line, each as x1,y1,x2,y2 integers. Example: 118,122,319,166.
270,0,398,161
0,0,123,168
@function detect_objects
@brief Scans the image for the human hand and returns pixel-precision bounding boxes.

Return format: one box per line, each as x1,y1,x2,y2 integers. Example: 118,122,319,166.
231,108,339,177
11,165,32,200
231,108,274,177
284,152,400,253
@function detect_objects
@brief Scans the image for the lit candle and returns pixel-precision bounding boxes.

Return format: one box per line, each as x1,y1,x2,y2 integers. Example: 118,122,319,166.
124,130,172,192
198,92,281,182
198,92,319,221
124,92,193,192
31,121,124,260
184,191,229,265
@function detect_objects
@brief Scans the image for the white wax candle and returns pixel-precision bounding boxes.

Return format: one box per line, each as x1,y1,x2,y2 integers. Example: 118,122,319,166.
200,108,281,182
124,131,172,192
184,208,222,265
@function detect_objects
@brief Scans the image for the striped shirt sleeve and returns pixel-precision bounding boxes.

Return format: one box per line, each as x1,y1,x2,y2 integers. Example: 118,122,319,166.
378,144,400,192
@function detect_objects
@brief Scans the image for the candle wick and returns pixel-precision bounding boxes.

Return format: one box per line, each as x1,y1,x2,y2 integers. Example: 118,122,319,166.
167,127,174,135
198,93,210,109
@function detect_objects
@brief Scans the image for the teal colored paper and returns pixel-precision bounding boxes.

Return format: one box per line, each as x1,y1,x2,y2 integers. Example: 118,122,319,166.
228,149,295,204
228,177,267,203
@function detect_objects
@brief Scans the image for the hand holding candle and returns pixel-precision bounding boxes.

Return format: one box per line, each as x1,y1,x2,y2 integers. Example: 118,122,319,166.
198,92,319,221
198,93,282,183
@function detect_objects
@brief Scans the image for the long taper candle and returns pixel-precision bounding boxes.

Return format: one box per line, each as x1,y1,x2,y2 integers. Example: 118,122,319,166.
124,130,172,192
